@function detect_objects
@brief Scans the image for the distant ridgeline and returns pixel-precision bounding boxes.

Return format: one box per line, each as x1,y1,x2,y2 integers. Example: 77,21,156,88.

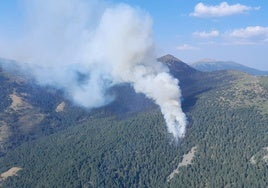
191,59,268,76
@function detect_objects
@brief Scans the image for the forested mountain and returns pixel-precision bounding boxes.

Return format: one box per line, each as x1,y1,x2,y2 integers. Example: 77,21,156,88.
191,59,268,76
0,56,267,187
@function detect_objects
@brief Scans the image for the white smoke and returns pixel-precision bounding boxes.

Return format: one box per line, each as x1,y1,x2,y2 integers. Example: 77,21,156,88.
1,0,187,139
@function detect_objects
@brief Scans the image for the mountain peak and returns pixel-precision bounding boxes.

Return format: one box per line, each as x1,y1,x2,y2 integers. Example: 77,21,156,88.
157,54,198,79
157,54,183,64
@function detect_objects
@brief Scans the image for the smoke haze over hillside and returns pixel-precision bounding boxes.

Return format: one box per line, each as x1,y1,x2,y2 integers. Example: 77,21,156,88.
0,0,187,140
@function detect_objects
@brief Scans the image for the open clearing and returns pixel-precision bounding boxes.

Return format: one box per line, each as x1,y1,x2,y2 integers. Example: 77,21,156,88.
9,93,24,111
167,146,197,182
55,101,66,112
250,146,268,165
0,167,22,182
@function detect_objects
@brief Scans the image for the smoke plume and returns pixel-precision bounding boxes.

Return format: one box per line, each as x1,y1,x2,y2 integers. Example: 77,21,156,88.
1,0,187,139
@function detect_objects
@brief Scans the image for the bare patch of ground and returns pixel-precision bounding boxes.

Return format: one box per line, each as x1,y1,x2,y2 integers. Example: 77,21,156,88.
4,91,45,133
55,102,65,112
8,91,31,112
250,146,268,165
167,146,197,182
0,167,22,182
9,93,23,110
250,156,256,165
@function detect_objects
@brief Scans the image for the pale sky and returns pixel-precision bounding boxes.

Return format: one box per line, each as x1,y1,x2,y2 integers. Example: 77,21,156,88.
0,0,268,70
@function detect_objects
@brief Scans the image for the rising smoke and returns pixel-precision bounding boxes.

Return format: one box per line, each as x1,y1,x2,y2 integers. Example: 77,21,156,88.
1,0,187,140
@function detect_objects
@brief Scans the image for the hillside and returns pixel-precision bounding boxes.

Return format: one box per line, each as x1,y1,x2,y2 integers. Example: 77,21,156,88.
0,56,268,187
191,59,268,76
0,62,156,155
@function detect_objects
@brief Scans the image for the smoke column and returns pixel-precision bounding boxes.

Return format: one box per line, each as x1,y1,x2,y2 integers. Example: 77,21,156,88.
0,0,187,139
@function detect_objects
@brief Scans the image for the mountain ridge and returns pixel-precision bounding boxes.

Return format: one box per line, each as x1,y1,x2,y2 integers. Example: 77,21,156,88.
191,59,268,76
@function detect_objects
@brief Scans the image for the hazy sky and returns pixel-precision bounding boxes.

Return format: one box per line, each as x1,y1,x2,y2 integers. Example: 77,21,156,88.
0,0,268,70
